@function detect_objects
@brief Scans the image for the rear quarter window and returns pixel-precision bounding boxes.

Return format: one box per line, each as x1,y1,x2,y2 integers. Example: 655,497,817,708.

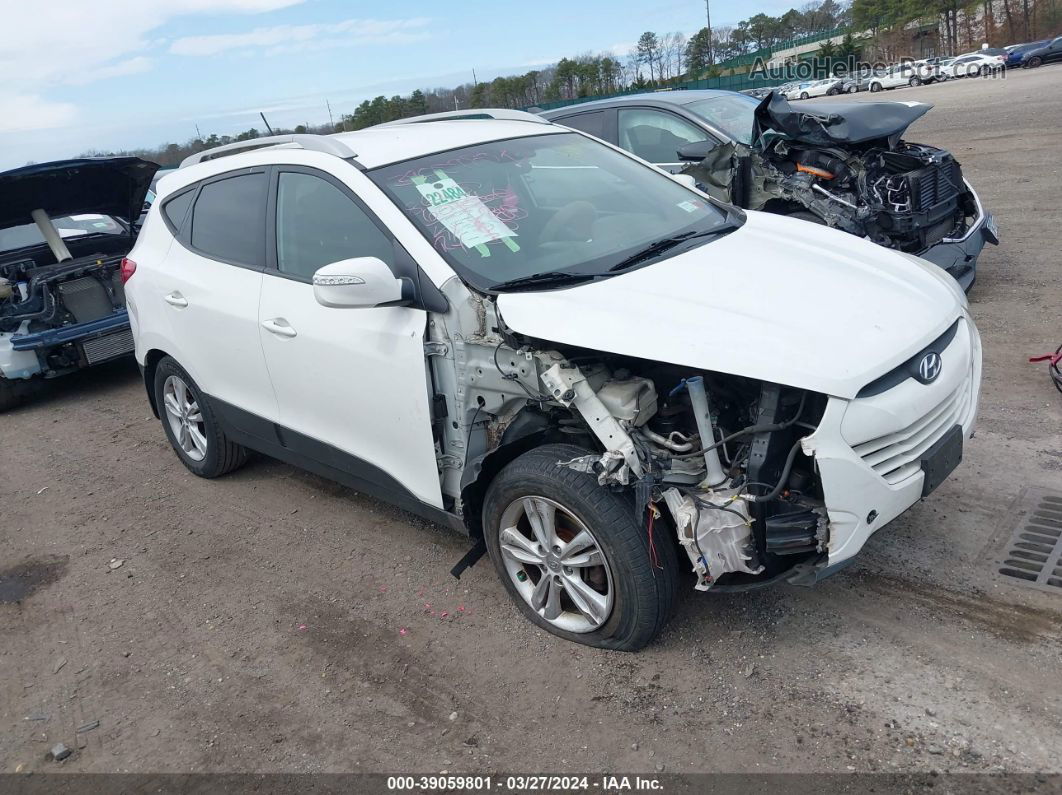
162,190,194,234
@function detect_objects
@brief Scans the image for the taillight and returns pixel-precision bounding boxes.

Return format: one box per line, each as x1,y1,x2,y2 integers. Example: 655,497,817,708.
120,257,137,283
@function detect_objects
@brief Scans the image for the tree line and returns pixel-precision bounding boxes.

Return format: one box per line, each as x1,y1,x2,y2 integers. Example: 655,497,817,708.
82,0,849,164
851,0,1059,59
81,0,1059,166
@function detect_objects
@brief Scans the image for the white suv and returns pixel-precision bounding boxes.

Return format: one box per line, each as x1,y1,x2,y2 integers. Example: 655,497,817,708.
125,112,981,650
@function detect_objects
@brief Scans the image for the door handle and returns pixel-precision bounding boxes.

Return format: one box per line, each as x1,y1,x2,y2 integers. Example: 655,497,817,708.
261,318,297,338
164,292,188,308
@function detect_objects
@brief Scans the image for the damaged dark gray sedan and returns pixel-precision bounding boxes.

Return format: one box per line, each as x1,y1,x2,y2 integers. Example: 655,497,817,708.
543,90,997,291
0,157,158,409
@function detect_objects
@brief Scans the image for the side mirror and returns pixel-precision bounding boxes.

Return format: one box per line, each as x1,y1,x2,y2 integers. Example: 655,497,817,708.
671,173,698,190
312,257,411,309
676,140,718,162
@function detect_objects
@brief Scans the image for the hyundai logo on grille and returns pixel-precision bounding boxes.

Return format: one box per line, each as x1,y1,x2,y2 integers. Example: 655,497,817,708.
917,352,943,383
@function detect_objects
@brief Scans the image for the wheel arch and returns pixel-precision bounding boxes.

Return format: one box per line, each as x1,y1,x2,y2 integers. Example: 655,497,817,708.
142,348,171,418
459,408,596,541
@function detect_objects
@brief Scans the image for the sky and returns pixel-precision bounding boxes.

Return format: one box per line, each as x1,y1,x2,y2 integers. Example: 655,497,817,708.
0,0,798,168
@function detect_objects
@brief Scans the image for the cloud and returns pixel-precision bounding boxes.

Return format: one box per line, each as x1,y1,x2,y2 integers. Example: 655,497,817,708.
66,57,154,86
169,17,432,57
0,0,306,131
0,93,78,134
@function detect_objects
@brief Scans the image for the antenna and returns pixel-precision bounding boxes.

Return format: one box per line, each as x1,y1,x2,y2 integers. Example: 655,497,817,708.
326,99,335,129
259,112,275,135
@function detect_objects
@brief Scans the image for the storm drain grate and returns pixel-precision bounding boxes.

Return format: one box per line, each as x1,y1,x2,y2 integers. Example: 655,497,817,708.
997,490,1062,594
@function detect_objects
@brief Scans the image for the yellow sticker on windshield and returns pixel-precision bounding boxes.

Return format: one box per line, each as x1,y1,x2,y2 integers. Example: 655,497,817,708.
413,170,519,257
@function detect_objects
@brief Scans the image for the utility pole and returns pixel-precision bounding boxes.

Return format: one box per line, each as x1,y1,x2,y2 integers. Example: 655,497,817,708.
706,0,713,64
195,124,202,140
326,99,334,129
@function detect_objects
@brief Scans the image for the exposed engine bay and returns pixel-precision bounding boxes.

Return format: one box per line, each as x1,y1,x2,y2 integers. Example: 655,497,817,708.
0,218,132,375
0,156,156,383
686,93,983,255
429,281,830,590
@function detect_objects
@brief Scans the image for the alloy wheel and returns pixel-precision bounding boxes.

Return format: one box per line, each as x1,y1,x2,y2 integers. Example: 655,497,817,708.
497,496,614,633
163,374,207,462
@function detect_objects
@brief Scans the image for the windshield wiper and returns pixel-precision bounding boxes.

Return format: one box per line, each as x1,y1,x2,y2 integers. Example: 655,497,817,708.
607,228,726,273
489,271,597,292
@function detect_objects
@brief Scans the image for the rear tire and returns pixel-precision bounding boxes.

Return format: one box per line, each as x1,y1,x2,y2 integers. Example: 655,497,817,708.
847,85,857,93
870,82,882,92
800,91,809,99
153,356,248,478
482,443,678,651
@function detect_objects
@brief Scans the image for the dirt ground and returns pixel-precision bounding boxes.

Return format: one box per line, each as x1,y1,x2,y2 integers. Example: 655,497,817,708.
2,66,1061,778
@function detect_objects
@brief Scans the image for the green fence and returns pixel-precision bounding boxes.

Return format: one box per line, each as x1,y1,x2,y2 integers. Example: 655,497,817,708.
527,27,848,112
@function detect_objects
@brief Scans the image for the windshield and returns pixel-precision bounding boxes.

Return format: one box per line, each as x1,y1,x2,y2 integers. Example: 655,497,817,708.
368,132,733,291
0,214,126,255
683,94,759,145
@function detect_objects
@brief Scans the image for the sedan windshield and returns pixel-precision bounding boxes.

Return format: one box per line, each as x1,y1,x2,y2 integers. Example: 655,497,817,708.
684,94,760,145
368,132,734,292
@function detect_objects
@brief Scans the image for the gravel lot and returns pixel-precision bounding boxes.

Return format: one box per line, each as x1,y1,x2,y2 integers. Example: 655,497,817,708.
2,66,1061,777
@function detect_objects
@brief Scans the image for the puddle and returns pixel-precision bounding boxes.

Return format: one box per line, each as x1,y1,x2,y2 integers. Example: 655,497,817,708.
0,557,67,603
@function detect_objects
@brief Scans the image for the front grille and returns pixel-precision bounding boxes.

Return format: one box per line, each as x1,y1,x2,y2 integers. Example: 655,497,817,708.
853,378,971,484
81,329,134,365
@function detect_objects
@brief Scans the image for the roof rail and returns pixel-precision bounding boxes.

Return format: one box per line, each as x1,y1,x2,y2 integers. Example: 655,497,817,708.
180,134,357,168
375,108,552,128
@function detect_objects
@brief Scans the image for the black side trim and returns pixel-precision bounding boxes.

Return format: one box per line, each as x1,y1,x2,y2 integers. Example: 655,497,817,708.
208,396,466,533
856,318,961,398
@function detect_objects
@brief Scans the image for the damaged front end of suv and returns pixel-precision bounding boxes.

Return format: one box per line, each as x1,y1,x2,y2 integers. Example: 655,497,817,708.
0,157,158,409
685,93,997,291
438,305,833,594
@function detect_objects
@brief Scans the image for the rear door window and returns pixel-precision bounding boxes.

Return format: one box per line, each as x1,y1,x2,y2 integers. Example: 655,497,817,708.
190,172,267,267
555,110,608,140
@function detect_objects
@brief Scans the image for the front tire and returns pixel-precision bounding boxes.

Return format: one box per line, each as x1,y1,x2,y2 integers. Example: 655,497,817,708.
0,375,23,412
1025,56,1042,68
909,76,922,86
870,82,882,92
800,91,809,99
153,356,248,478
483,444,678,651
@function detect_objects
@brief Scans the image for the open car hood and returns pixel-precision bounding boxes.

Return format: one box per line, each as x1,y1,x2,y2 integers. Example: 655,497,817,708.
752,92,933,147
496,211,965,400
0,157,160,230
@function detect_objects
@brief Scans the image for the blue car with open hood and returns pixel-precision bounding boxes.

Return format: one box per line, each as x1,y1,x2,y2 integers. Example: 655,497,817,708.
0,157,158,410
